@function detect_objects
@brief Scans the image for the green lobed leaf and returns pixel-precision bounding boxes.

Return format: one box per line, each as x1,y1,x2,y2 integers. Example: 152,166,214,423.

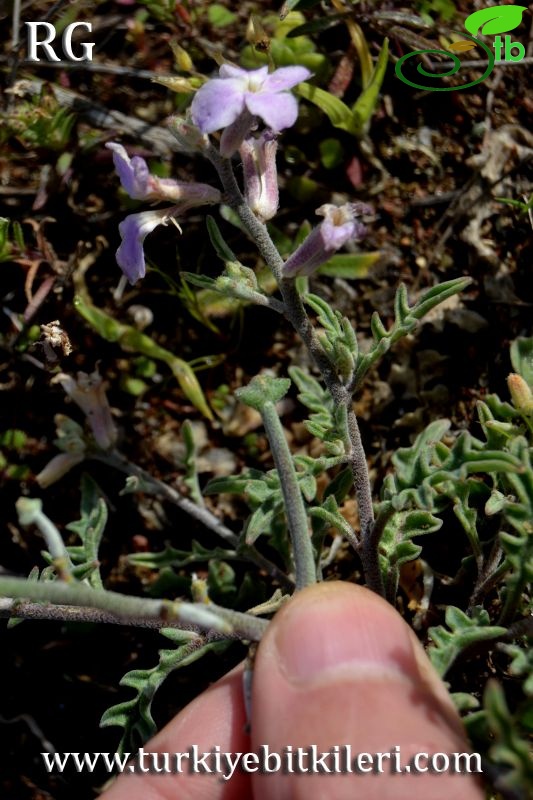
65,475,107,589
309,496,355,540
236,375,291,412
128,541,237,570
246,498,280,545
101,639,226,753
410,277,473,321
428,606,506,677
483,679,533,795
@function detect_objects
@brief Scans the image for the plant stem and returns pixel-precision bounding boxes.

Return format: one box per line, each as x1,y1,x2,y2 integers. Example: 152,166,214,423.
261,401,316,589
0,577,268,641
0,598,202,631
208,149,384,596
16,498,74,581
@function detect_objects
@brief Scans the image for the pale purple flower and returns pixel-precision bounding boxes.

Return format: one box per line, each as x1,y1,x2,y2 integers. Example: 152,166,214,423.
116,208,178,283
191,64,311,156
116,182,221,284
35,415,86,487
36,452,85,488
240,131,279,222
52,370,118,451
106,142,222,282
106,142,215,203
283,203,371,278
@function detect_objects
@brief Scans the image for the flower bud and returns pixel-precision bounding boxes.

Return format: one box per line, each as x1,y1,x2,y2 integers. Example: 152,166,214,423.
283,202,371,278
36,452,85,488
240,131,279,222
507,373,533,415
168,115,210,153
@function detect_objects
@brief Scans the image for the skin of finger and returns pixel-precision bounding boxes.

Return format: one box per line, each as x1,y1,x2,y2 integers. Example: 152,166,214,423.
99,665,251,800
250,582,485,800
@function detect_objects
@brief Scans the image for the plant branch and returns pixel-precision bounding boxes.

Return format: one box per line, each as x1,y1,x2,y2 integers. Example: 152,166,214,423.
261,401,317,590
207,148,382,595
93,451,294,592
0,597,202,631
0,577,269,641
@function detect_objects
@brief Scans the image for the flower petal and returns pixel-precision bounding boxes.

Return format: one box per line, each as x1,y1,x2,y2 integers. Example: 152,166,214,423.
116,209,170,283
320,219,356,249
106,142,151,199
191,78,246,133
261,65,312,92
245,91,298,131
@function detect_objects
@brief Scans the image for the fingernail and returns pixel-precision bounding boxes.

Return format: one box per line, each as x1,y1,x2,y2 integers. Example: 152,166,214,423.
275,585,418,686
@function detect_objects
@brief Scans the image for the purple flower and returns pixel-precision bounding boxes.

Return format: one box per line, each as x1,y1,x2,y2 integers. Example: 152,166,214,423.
191,65,311,156
106,142,154,199
240,131,279,222
283,203,371,278
106,143,222,283
116,208,179,283
106,142,217,204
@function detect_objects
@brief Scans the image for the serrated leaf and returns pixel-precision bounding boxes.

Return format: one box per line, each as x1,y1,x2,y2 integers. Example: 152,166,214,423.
128,541,237,569
100,640,226,753
483,679,533,795
498,642,533,697
246,498,280,545
65,475,107,589
305,293,342,335
236,375,291,411
428,606,506,677
309,496,355,539
298,473,317,502
410,277,472,321
288,366,326,402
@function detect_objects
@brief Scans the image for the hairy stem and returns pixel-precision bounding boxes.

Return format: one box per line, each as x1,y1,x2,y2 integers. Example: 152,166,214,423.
208,149,384,596
261,401,316,589
0,577,268,640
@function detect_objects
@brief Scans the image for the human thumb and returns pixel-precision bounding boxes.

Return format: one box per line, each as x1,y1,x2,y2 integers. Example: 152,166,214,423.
250,582,484,800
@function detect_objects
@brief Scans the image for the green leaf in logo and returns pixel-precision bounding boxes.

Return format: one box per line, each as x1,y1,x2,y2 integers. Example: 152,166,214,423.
464,5,526,37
